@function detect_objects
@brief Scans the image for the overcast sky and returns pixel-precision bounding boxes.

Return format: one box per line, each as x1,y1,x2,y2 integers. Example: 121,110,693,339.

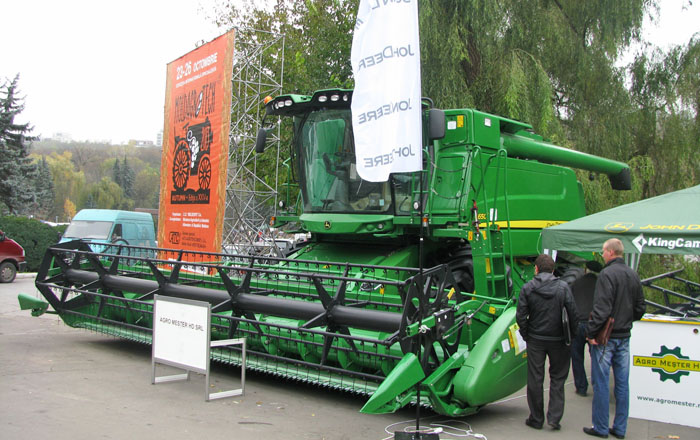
2,0,221,144
2,0,698,144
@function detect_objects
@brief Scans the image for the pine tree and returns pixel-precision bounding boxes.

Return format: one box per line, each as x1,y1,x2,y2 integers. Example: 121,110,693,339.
112,158,122,187
0,74,39,214
85,192,96,209
33,156,55,217
122,156,135,198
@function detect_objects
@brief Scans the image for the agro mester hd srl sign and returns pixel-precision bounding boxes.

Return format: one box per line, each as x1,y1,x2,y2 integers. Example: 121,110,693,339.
630,318,700,428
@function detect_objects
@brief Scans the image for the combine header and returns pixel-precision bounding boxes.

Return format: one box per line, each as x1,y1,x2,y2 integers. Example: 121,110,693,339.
20,89,630,416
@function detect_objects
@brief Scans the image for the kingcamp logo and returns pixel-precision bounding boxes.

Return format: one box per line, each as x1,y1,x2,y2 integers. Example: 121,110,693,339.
633,346,700,383
632,233,700,253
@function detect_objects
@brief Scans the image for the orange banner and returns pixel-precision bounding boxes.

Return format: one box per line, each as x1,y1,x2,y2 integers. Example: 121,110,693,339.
158,30,235,254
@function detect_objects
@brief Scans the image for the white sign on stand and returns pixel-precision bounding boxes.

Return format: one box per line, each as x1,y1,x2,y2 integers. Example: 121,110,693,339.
151,295,246,401
629,315,700,428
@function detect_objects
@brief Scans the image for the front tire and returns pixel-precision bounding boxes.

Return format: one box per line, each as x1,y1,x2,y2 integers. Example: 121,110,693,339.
0,261,17,283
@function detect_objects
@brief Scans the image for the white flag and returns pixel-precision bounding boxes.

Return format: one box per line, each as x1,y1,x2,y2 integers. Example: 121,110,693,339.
351,0,422,182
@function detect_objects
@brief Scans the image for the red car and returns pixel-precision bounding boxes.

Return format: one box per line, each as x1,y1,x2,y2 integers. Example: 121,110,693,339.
0,230,26,283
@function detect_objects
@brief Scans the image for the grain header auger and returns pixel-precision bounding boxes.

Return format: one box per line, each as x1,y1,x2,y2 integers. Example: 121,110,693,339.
20,88,631,417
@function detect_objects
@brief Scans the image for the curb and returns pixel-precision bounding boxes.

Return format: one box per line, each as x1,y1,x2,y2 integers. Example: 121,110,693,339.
17,272,38,279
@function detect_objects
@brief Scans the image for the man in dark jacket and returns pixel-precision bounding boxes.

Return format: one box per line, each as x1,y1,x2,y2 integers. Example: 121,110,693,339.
570,260,602,396
517,254,578,430
583,238,646,439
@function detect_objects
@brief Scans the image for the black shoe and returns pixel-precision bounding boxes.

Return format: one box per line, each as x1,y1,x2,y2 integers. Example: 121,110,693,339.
609,428,625,439
548,422,561,430
525,418,543,429
575,389,588,396
583,427,608,438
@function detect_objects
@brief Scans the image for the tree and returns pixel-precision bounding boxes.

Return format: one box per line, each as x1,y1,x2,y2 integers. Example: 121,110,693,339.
64,198,76,222
46,151,86,220
0,74,39,215
419,1,653,147
132,167,160,209
28,141,163,217
84,192,97,209
84,177,131,210
121,156,135,198
71,143,101,175
30,156,55,218
626,36,700,196
112,157,122,187
214,0,357,93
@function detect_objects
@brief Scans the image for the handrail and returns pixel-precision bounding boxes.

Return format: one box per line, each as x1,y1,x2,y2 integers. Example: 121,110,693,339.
640,268,700,317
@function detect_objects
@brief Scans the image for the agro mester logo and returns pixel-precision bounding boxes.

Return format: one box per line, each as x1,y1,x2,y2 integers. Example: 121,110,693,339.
633,346,700,383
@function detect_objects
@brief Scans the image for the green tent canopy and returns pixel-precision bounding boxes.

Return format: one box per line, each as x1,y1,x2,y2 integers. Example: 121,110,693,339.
541,185,700,257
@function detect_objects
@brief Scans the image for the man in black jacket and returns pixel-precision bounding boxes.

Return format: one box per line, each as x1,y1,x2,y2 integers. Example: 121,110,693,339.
517,254,578,430
583,238,646,439
570,260,603,396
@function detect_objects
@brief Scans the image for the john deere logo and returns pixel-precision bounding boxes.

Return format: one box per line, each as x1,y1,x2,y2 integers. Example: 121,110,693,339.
324,220,331,230
633,345,700,383
605,222,633,233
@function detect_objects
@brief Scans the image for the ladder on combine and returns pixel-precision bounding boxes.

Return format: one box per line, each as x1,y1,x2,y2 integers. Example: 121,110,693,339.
469,147,515,302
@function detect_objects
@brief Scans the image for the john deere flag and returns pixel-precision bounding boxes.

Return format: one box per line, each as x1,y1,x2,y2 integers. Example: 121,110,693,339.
351,0,422,182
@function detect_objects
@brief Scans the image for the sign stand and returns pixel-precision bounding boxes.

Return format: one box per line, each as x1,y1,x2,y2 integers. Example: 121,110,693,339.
206,338,246,401
151,295,246,401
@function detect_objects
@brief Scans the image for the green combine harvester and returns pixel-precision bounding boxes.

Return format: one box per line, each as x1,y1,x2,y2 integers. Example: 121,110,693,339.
20,89,630,416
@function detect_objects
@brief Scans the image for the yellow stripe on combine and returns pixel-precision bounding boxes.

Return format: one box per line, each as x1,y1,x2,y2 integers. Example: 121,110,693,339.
478,220,568,229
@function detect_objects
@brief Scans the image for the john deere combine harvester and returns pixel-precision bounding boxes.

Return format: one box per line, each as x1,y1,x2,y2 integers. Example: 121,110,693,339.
20,89,630,416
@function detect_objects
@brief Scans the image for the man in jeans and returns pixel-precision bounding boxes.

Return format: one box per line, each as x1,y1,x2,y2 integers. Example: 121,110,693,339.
517,254,578,430
583,238,646,439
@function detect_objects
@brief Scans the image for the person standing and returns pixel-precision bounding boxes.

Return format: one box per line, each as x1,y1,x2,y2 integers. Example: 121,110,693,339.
570,260,602,396
517,254,578,430
583,238,646,439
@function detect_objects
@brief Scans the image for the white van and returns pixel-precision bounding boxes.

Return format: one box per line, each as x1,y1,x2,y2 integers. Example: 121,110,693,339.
61,209,157,250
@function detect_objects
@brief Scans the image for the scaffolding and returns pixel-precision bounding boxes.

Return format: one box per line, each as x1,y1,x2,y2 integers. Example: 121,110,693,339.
224,28,284,255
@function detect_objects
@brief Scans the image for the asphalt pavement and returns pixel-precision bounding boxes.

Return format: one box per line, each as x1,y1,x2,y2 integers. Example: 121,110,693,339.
1,275,697,439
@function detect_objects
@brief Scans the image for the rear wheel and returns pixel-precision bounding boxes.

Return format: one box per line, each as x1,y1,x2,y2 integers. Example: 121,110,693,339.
0,261,17,283
172,141,191,190
198,156,211,189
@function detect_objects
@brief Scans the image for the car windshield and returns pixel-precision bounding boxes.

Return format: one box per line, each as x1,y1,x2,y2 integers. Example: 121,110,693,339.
62,220,114,240
297,109,413,214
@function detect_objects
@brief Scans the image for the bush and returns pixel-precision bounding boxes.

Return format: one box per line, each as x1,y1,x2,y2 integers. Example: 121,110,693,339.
0,216,60,272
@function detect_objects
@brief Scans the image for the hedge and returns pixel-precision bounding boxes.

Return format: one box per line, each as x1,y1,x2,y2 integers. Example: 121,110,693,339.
0,216,61,272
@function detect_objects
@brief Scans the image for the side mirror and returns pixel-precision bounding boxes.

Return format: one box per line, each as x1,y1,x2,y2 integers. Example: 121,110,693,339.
428,109,445,140
255,128,268,154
